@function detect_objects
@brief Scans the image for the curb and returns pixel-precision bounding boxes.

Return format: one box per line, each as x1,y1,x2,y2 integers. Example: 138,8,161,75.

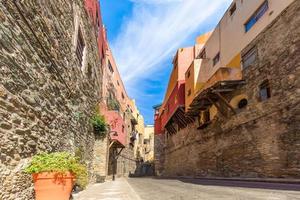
154,176,300,184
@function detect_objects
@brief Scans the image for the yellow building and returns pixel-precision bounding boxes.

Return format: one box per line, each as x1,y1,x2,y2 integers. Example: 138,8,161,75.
143,125,154,162
128,98,145,159
185,33,211,111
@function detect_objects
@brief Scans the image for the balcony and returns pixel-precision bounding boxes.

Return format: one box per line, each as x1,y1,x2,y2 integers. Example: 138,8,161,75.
107,98,120,111
126,108,138,126
186,67,245,117
103,110,126,148
160,81,194,135
201,67,242,93
160,81,184,128
154,113,163,135
129,131,137,148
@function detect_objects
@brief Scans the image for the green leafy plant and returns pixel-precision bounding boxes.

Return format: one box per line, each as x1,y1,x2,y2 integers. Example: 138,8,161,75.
24,152,88,188
107,98,120,111
90,113,107,135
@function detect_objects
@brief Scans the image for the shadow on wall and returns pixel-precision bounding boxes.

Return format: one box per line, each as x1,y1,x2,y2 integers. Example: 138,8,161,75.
129,160,155,177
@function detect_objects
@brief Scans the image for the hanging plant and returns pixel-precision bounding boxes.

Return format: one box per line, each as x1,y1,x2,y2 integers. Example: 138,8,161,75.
90,113,107,136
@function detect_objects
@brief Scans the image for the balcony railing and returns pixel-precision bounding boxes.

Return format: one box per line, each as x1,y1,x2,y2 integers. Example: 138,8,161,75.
196,67,242,96
107,98,120,111
186,67,245,118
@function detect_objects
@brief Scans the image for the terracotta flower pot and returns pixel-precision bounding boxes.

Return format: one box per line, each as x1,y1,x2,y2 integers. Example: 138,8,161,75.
33,172,75,200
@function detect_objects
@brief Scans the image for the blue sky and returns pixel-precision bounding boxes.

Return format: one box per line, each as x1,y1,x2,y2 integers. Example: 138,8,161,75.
100,0,232,125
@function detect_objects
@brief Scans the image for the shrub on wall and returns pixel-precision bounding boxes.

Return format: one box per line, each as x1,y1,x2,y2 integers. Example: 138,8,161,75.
90,113,107,136
107,98,120,111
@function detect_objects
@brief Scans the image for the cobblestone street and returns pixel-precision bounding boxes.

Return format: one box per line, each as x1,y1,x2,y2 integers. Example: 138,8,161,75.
74,178,300,200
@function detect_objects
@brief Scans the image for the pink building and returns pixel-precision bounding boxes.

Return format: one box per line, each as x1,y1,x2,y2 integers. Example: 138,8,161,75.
84,0,128,146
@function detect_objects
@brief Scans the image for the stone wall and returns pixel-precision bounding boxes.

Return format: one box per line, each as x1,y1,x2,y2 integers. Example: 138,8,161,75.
93,136,109,182
161,0,300,178
0,0,103,199
154,134,165,176
114,111,137,177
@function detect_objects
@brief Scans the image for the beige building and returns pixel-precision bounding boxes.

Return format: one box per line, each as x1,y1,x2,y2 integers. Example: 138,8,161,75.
186,0,294,111
143,125,155,162
133,110,145,159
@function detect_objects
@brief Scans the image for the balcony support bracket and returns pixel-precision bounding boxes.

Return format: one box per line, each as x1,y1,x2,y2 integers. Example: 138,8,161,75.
115,148,124,159
207,96,227,117
109,141,115,149
214,92,236,114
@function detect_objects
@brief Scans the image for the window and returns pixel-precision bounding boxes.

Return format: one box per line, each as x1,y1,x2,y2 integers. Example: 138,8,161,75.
101,48,105,60
173,55,178,69
96,10,100,33
242,47,257,69
76,28,85,66
86,64,92,78
187,89,191,97
139,133,143,144
238,99,248,109
259,80,271,101
245,1,269,32
203,109,210,123
121,92,125,99
117,80,120,86
122,125,125,133
213,52,220,66
108,60,114,73
199,49,206,59
229,3,237,16
187,70,191,78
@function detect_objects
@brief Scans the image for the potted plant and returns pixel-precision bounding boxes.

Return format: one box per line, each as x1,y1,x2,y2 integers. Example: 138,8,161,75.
24,152,88,200
90,112,107,137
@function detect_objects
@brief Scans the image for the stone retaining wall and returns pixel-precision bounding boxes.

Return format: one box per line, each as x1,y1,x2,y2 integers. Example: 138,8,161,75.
161,0,300,179
0,0,102,199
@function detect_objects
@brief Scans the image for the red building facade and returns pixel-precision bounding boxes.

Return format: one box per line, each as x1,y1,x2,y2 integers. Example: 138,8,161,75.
84,0,107,62
154,47,195,136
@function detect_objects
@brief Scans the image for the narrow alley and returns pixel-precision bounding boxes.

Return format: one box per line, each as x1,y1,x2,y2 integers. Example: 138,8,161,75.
74,178,300,200
0,0,300,199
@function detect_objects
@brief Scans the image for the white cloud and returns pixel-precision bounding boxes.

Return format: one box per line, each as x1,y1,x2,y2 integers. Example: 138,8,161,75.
111,0,232,121
112,0,232,83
